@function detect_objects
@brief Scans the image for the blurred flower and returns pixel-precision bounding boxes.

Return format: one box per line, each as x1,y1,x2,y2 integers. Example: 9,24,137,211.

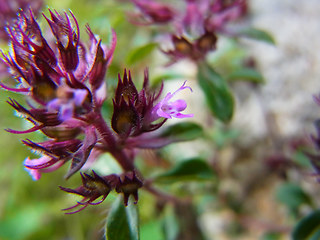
208,0,248,32
0,0,43,41
128,0,175,25
163,31,217,63
128,0,247,63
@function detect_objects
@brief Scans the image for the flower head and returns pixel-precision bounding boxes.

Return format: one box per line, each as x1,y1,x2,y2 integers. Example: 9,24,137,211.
2,9,116,179
112,69,167,138
2,9,116,119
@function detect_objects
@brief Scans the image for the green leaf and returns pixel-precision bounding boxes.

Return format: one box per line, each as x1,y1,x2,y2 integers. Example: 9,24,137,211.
260,232,281,240
0,205,45,240
211,127,239,148
162,205,180,240
105,197,139,240
141,221,164,240
154,158,215,183
160,122,203,142
292,151,313,168
226,68,265,83
292,210,320,240
239,28,275,45
197,62,234,122
275,183,312,215
126,43,158,65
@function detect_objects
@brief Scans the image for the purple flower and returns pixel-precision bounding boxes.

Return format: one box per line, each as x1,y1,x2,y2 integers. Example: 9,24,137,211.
208,0,248,32
153,81,194,119
111,70,193,139
128,0,175,25
2,9,116,113
47,86,88,121
24,156,65,181
111,69,167,138
127,0,247,64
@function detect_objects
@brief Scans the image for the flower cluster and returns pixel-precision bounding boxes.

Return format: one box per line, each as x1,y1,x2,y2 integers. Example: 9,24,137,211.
129,0,247,63
1,9,193,212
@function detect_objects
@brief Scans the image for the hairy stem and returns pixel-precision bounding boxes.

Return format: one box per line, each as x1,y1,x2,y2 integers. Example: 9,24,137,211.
91,110,135,171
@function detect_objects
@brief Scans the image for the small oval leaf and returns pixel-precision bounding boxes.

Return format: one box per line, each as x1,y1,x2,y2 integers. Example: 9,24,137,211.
160,122,203,141
239,28,275,45
126,43,158,65
125,122,203,149
226,68,265,83
292,209,320,240
275,183,312,215
154,158,215,183
105,197,139,240
197,62,234,122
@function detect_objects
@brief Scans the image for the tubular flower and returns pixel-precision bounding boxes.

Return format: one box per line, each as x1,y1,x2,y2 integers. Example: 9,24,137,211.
24,156,65,181
22,138,82,180
152,81,194,119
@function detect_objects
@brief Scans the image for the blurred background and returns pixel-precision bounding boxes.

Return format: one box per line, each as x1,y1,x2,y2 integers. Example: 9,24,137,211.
0,0,320,239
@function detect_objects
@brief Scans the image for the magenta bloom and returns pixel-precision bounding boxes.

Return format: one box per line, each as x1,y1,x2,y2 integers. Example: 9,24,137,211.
128,0,247,63
24,156,65,181
129,0,175,25
153,81,194,119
